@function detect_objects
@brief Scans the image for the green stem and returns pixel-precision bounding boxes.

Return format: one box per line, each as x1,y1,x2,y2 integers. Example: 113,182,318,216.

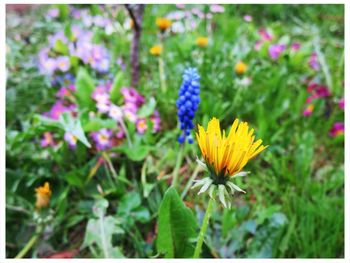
193,194,215,258
171,144,184,189
119,118,132,148
15,225,43,258
158,56,167,93
181,164,201,199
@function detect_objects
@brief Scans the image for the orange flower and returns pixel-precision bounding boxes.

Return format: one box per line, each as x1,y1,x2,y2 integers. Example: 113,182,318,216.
196,37,209,48
150,45,163,56
156,17,172,31
35,182,51,209
234,61,248,75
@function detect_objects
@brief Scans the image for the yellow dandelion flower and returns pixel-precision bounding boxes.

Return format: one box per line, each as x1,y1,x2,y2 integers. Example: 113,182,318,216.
156,17,172,31
234,61,248,75
35,182,51,209
150,45,163,56
193,118,267,207
196,36,209,48
196,117,267,179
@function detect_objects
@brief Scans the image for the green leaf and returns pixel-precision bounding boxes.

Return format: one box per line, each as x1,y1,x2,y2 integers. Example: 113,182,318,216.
59,112,91,148
54,4,69,20
75,68,95,110
82,199,125,258
33,114,62,129
83,118,117,132
137,97,156,118
110,71,124,104
53,39,69,55
117,145,150,161
117,192,150,225
157,187,198,258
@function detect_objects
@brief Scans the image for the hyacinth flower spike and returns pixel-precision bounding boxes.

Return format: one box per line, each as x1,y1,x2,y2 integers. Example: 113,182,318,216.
172,68,201,189
192,117,267,258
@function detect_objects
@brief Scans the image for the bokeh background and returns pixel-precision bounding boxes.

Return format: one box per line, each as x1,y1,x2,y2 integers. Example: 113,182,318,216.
6,4,344,258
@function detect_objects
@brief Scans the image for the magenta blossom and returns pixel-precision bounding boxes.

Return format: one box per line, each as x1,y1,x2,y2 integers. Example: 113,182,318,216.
121,87,145,106
315,85,330,97
291,42,301,51
45,100,72,120
329,122,344,137
258,28,273,41
56,85,75,99
268,44,285,60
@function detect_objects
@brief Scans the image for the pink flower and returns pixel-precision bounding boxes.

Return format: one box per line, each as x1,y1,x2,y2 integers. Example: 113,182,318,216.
303,104,314,117
315,85,330,97
108,104,123,121
258,28,273,41
307,82,318,93
306,94,319,104
210,4,225,13
339,97,344,110
121,87,145,106
136,119,148,134
268,44,285,60
56,85,75,99
41,132,55,147
329,122,344,137
243,15,252,22
151,111,161,133
46,101,71,120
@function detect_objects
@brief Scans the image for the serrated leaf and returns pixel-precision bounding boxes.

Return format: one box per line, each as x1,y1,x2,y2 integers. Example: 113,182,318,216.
59,112,91,148
157,187,198,258
82,199,125,258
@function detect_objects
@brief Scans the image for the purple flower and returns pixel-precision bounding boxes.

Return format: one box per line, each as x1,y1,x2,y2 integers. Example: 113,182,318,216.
64,132,78,149
151,111,161,133
291,42,301,51
268,44,285,60
48,31,68,46
210,4,225,13
308,52,320,71
56,56,71,72
91,129,113,151
46,8,59,19
41,132,55,147
329,122,344,137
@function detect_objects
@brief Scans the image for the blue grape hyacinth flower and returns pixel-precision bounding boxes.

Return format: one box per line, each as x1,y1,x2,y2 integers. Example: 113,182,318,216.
176,68,201,144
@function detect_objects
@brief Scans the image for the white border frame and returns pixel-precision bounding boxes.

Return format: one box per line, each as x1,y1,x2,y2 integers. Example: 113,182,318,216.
1,0,348,262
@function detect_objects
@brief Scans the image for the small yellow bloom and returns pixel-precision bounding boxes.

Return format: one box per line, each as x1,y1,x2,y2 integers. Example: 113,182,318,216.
156,17,172,31
235,61,248,75
196,37,209,48
150,45,163,56
35,182,51,209
196,118,267,180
